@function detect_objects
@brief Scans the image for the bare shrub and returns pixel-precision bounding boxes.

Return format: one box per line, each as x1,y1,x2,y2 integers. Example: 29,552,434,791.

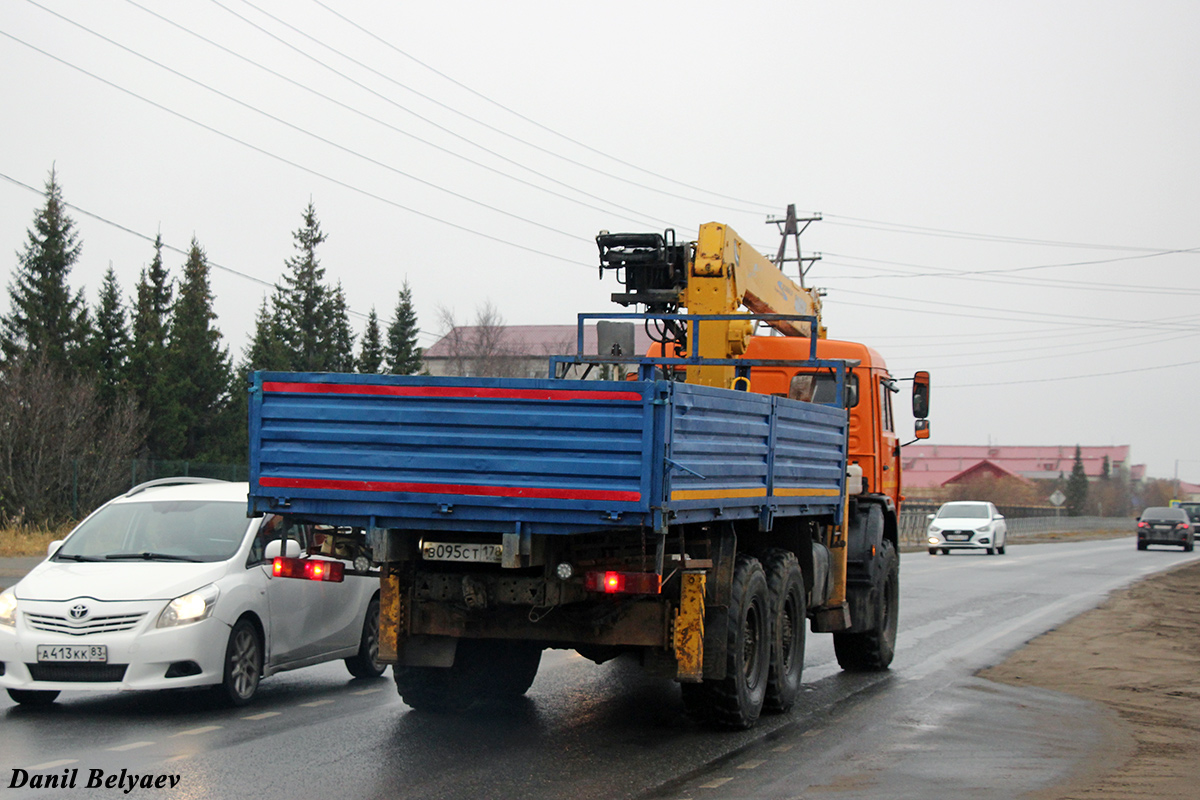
0,355,145,524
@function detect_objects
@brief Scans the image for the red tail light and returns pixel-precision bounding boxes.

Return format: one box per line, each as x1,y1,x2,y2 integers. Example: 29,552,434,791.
273,556,344,582
583,571,661,595
1138,521,1148,528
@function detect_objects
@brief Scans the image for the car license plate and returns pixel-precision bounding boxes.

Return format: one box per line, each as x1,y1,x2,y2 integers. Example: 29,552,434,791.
37,644,107,663
421,542,503,563
946,533,969,541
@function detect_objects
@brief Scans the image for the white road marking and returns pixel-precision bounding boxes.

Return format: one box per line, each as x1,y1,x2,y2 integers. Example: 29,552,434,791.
351,687,383,695
171,725,222,737
738,760,766,769
106,741,154,752
242,711,281,720
300,699,334,707
698,777,733,788
771,743,794,752
28,759,77,769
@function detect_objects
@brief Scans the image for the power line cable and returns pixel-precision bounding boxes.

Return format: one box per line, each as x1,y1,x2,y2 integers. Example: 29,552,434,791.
24,1,596,250
938,357,1200,388
822,213,1182,252
0,27,594,271
233,0,766,217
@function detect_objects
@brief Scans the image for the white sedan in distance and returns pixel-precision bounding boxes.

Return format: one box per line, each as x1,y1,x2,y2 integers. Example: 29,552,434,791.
0,478,384,707
926,500,1008,556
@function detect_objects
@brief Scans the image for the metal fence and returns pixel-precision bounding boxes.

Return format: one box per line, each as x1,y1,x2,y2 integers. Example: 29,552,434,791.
898,501,1132,548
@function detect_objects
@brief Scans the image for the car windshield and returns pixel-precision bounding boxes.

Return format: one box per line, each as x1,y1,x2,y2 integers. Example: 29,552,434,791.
937,503,990,519
54,500,251,563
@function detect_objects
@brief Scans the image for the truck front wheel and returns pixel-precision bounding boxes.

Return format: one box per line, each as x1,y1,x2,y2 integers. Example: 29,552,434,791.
681,554,770,729
394,638,542,711
833,539,899,671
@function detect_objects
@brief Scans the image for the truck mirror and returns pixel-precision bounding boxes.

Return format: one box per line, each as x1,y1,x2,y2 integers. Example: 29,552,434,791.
912,371,930,419
914,419,930,439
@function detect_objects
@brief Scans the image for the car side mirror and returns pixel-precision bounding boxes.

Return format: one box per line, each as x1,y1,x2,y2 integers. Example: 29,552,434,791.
914,419,930,439
265,539,301,560
47,540,63,558
926,514,936,521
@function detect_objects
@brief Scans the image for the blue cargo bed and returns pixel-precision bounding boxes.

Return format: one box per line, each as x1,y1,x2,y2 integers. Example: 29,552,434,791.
248,372,848,535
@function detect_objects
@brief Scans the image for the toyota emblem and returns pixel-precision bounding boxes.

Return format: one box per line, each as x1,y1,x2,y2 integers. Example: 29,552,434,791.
69,603,90,620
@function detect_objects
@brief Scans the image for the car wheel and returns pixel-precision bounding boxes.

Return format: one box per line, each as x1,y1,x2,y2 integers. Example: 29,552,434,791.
941,548,950,555
346,597,386,678
7,689,59,706
928,548,937,556
997,544,1006,555
216,618,262,706
986,547,995,555
1185,542,1194,553
1137,540,1148,551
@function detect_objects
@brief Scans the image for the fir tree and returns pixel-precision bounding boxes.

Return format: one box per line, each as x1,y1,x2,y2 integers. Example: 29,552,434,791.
164,238,235,461
327,282,355,371
1065,445,1089,517
275,201,351,372
243,298,292,371
1,167,91,370
385,280,422,374
128,235,175,457
88,265,131,409
356,308,384,373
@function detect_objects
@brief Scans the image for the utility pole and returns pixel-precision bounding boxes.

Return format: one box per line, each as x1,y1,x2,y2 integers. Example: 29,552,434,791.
767,204,822,287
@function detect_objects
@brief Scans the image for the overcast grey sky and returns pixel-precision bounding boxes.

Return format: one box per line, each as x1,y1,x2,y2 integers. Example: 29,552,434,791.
2,0,1197,485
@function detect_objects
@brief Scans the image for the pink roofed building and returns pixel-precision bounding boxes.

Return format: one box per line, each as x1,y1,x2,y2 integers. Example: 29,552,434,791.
423,324,656,379
901,444,1145,490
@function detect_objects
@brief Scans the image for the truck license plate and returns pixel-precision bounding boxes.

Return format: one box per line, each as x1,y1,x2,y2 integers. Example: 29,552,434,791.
421,542,503,564
37,644,107,663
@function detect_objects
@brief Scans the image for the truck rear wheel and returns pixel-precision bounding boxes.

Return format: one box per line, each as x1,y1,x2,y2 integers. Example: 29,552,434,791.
762,549,805,713
680,554,770,729
394,638,542,711
834,539,899,671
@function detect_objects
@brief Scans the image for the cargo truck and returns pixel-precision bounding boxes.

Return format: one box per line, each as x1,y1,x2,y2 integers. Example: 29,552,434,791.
248,218,930,728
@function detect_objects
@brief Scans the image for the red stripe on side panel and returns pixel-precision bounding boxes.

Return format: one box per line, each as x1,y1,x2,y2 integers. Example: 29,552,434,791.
262,382,641,402
259,476,641,503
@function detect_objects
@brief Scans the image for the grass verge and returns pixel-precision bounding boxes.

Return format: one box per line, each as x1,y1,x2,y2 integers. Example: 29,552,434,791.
0,523,75,557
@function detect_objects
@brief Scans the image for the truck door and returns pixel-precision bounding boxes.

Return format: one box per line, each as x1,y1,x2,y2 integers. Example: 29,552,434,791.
877,374,900,502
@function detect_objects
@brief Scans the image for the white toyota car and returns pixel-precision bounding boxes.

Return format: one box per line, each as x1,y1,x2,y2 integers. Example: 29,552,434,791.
0,478,384,707
926,500,1008,555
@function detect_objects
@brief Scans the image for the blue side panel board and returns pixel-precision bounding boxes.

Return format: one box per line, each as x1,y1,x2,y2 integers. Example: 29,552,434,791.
247,372,848,535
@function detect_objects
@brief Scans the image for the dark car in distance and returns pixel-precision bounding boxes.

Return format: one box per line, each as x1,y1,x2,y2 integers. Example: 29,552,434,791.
1136,506,1193,552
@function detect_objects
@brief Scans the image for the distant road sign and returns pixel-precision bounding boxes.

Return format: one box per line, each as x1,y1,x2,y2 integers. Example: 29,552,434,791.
1049,489,1066,507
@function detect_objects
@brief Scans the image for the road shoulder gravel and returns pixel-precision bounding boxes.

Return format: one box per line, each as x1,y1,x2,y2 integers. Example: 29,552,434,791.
980,559,1200,799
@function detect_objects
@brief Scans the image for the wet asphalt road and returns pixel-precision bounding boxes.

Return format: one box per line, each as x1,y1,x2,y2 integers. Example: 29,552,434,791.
3,537,1192,800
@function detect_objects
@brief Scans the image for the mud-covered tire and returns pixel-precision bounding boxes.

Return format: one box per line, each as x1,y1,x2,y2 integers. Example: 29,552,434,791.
394,638,542,711
345,596,386,678
834,539,899,672
680,554,771,729
7,689,59,706
762,549,805,713
216,617,262,706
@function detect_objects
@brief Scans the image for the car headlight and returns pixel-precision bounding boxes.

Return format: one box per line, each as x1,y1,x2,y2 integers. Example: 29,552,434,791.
157,584,220,628
0,589,16,627
976,525,991,533
928,525,941,534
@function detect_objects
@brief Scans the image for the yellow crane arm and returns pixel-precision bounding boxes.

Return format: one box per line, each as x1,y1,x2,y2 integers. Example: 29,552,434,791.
684,222,824,388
